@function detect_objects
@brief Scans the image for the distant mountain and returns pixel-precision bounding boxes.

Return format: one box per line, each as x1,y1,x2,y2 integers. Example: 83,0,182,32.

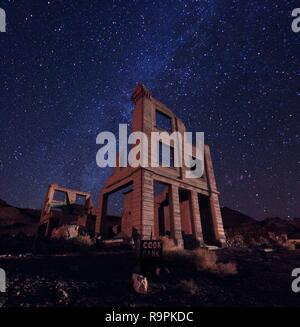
221,207,256,228
0,198,299,241
0,198,40,236
221,207,300,244
0,199,11,207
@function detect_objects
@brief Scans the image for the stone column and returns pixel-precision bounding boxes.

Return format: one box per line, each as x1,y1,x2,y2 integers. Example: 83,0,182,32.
169,184,184,248
190,191,204,245
141,170,155,239
209,193,226,246
43,184,56,237
204,145,226,246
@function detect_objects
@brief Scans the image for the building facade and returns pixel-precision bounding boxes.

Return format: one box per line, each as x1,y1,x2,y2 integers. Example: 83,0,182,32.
38,183,97,238
95,84,226,248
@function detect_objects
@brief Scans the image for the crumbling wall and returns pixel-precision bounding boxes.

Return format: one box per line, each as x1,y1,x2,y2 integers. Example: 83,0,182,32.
37,184,98,238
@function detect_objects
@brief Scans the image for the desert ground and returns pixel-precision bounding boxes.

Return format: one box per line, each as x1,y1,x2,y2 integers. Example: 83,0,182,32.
0,247,299,307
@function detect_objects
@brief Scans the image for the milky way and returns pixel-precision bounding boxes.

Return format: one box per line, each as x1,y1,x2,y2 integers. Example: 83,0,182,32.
0,0,299,219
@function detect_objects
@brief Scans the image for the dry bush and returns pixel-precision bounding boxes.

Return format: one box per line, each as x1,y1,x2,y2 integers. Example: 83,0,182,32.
214,262,238,276
193,248,237,275
51,225,69,239
226,234,246,248
193,248,217,271
281,242,296,251
176,279,200,295
165,247,238,276
161,236,177,250
72,235,94,247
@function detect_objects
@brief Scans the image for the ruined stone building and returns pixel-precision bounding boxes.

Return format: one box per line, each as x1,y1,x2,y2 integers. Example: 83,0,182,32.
95,84,226,248
38,184,98,238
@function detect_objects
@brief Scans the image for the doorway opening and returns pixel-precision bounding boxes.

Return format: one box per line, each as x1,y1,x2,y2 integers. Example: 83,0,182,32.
101,182,133,239
179,188,195,248
198,194,216,245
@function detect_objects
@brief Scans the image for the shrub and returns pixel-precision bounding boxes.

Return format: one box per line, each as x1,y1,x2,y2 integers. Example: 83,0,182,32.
214,262,238,276
281,242,296,251
161,236,177,250
71,235,94,248
165,247,238,276
193,248,237,275
34,234,95,254
193,248,217,271
176,279,200,295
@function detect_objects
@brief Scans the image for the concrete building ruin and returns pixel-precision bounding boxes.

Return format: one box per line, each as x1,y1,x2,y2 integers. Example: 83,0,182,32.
38,183,98,238
37,84,226,248
95,84,226,248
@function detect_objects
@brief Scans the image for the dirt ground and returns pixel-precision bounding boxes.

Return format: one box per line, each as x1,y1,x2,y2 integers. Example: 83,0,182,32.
0,248,299,307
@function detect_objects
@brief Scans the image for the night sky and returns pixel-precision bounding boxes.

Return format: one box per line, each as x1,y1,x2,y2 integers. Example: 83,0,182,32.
0,0,299,219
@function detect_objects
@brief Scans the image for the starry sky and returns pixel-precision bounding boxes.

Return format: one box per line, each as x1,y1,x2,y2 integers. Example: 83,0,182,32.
0,0,299,219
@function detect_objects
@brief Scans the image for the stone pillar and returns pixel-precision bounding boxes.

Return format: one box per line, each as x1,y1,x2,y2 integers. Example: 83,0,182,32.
43,184,56,237
45,220,52,238
130,172,142,237
169,184,184,248
67,191,75,204
190,191,204,245
209,193,226,246
42,184,55,217
141,170,155,239
204,145,226,246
